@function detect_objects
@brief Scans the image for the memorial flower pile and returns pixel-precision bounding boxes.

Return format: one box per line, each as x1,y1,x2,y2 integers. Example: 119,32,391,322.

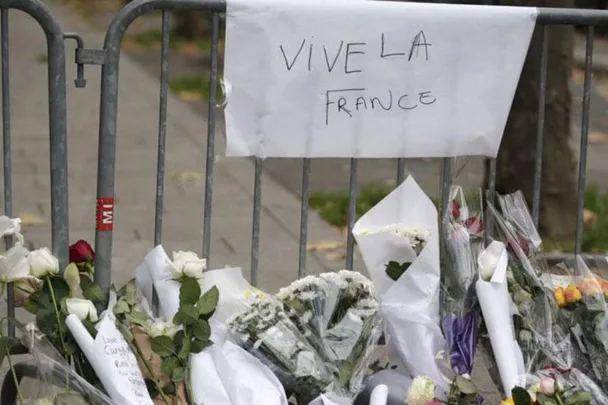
5,178,608,405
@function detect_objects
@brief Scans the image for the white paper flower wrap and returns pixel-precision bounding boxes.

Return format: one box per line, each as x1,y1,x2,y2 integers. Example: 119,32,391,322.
353,176,448,394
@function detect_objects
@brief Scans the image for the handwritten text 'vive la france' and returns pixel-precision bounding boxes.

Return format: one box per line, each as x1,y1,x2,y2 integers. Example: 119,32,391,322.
278,31,436,125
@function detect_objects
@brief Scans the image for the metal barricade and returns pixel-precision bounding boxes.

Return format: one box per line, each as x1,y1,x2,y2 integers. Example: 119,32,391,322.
0,0,71,338
92,1,608,295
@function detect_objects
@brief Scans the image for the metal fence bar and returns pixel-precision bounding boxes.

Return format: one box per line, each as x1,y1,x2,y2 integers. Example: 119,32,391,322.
575,26,595,255
0,0,70,336
345,159,358,270
202,12,220,265
1,8,14,337
396,158,405,186
250,158,262,286
298,158,311,278
154,10,170,247
532,25,549,228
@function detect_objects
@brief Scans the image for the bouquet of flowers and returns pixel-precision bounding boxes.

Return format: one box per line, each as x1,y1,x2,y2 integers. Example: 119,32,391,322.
440,186,485,404
229,270,382,404
550,256,608,392
353,175,449,400
479,194,603,404
133,246,288,405
276,270,383,397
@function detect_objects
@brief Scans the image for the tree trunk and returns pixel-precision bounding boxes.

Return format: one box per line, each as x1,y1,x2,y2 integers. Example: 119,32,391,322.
490,0,577,240
173,12,211,39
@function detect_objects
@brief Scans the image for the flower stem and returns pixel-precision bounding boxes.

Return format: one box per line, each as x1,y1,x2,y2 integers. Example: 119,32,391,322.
131,334,171,405
45,275,70,390
2,331,24,405
185,360,195,405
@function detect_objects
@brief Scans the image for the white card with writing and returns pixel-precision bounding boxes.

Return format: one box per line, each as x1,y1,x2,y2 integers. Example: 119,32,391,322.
224,0,537,158
66,314,154,405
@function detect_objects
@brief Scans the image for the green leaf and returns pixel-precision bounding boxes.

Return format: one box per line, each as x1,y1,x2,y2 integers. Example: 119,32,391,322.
23,298,37,314
80,276,106,305
44,276,70,303
125,310,151,327
161,356,181,377
113,300,130,315
455,375,477,395
125,279,138,305
385,261,411,281
536,395,558,405
193,320,211,341
177,337,191,360
180,277,201,306
564,391,593,405
162,382,177,396
511,387,532,405
151,336,174,357
198,286,219,315
173,304,198,326
191,339,213,354
116,323,134,342
171,367,186,382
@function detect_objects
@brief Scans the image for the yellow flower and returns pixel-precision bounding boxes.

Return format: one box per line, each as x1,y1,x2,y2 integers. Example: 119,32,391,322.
564,284,582,304
554,287,566,307
501,397,515,405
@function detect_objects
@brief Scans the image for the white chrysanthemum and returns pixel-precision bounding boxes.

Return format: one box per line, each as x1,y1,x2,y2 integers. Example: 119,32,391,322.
406,376,435,405
300,310,313,324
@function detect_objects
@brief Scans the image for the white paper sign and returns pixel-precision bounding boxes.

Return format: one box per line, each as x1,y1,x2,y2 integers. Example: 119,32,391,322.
66,314,154,405
224,0,537,158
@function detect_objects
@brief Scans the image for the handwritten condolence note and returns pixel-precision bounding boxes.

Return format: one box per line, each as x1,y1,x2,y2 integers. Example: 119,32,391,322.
66,314,154,405
224,0,537,158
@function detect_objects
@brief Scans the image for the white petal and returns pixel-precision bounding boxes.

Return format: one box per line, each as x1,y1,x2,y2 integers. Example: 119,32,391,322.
0,244,32,283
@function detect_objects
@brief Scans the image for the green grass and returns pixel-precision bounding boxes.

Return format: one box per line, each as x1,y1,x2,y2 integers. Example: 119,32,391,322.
125,28,225,53
309,183,608,254
168,75,224,102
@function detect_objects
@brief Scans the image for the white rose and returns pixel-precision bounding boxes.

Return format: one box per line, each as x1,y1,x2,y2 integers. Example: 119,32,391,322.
0,243,31,283
66,298,98,322
28,247,59,279
478,252,498,282
148,319,178,338
170,251,206,280
0,215,24,244
406,376,435,405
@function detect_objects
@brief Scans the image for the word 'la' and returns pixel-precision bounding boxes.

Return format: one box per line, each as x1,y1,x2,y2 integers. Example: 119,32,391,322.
279,31,431,74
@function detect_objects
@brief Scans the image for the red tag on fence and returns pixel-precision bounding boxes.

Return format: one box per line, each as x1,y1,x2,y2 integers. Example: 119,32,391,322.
96,197,115,231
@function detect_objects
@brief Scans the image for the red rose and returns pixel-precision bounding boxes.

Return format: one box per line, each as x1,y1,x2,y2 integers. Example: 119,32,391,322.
69,240,95,264
507,235,530,257
464,217,483,236
449,200,460,220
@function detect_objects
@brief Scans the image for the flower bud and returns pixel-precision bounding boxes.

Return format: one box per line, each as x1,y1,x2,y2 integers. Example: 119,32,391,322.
66,298,98,322
538,377,560,395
